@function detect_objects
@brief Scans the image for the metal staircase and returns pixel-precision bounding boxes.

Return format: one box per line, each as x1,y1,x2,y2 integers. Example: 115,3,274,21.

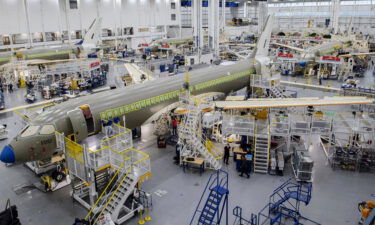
102,173,139,221
179,95,222,170
86,167,144,225
269,178,312,214
253,122,271,174
270,86,285,98
190,170,229,225
338,58,353,81
269,85,298,114
257,178,320,225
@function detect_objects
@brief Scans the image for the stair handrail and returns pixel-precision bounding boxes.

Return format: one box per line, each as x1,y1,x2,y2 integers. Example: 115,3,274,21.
85,160,129,221
184,123,224,160
93,166,134,225
254,122,258,161
189,172,217,225
267,123,271,164
189,170,228,225
233,206,257,225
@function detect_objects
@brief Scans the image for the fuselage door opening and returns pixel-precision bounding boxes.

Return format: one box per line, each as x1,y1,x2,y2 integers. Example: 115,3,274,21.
67,109,89,142
79,105,95,135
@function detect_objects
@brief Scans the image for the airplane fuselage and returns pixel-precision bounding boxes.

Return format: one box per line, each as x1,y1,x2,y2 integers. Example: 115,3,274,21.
3,59,255,163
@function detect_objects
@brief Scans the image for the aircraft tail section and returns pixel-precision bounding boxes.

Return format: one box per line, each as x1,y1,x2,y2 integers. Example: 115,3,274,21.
79,17,102,48
253,15,274,58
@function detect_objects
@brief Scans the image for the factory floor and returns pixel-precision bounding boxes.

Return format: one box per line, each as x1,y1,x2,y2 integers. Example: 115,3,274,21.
0,67,374,225
0,59,127,110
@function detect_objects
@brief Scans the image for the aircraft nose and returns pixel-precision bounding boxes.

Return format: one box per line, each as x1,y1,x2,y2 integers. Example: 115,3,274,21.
0,145,15,163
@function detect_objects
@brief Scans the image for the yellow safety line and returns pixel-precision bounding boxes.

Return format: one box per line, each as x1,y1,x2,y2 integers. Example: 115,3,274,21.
25,103,55,111
13,110,31,121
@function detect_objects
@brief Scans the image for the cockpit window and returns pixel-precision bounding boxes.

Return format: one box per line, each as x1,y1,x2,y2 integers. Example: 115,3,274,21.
39,125,55,135
20,125,40,137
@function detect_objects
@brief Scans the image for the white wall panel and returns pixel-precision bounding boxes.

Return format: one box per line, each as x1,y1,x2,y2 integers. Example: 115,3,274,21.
0,0,179,37
42,0,61,32
0,0,28,34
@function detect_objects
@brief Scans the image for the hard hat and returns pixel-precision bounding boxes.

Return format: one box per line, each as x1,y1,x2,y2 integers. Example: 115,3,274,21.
227,138,233,143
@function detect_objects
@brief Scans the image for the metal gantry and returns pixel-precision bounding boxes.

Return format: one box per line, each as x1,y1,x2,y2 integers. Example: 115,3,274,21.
56,122,151,225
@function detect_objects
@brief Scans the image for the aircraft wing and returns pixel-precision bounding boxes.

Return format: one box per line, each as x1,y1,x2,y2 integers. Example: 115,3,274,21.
26,58,83,66
340,52,375,58
214,96,374,109
273,42,305,52
226,43,256,48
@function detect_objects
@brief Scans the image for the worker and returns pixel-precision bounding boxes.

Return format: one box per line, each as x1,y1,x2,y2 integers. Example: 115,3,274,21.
318,74,322,85
175,141,182,165
223,142,231,165
172,117,178,136
8,83,13,93
239,154,250,178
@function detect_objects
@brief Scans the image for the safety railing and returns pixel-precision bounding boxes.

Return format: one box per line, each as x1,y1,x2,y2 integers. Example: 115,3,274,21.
85,147,150,224
85,160,130,221
190,169,229,225
250,74,275,88
183,123,224,161
267,124,271,164
269,178,312,213
332,114,355,135
205,140,223,160
290,115,311,135
233,206,257,225
270,114,290,136
63,133,87,181
87,165,133,225
222,114,255,136
311,114,332,134
202,111,222,128
179,94,224,162
57,121,150,225
121,148,151,180
88,148,150,224
100,123,133,154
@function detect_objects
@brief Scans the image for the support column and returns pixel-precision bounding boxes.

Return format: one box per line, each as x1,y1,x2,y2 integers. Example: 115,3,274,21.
257,2,268,34
64,0,72,43
96,0,101,18
113,0,118,50
209,0,220,57
193,0,203,62
243,2,247,19
178,0,182,38
221,0,226,32
23,0,33,48
78,0,83,38
331,0,340,34
40,0,47,45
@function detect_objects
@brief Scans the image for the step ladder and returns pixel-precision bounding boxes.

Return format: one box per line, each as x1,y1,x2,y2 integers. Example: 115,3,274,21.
257,178,320,225
190,170,229,225
270,86,285,98
253,123,270,174
179,97,221,170
269,178,312,213
192,139,221,170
